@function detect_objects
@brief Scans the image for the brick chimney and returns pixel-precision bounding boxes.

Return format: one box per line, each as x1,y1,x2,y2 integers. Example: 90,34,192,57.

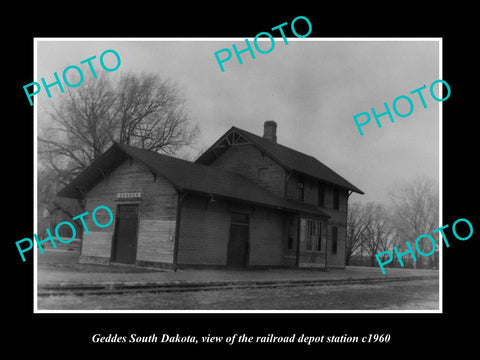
263,120,277,143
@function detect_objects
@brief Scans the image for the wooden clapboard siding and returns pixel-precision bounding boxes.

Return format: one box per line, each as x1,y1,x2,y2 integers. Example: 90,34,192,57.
296,224,346,268
178,194,285,266
208,143,286,197
286,173,298,200
284,173,348,268
248,208,284,266
286,175,319,205
192,134,351,270
178,195,230,265
321,191,347,268
81,158,177,264
80,231,111,258
286,174,348,211
283,253,296,267
325,224,346,268
136,220,176,263
299,251,326,268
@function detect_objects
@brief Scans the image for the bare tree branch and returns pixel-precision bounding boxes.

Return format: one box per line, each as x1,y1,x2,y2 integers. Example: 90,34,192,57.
38,72,199,236
389,176,439,269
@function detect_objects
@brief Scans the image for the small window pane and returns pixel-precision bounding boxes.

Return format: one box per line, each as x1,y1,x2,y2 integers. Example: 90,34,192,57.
257,167,270,182
117,204,139,214
231,212,249,225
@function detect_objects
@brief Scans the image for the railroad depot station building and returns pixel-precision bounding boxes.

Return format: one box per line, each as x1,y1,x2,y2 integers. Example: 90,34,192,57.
58,121,363,269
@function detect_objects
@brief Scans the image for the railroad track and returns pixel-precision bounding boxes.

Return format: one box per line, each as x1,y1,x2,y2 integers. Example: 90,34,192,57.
37,275,438,297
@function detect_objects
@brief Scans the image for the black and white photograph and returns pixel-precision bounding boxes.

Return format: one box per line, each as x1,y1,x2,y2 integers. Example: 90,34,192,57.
33,38,441,312
6,7,477,355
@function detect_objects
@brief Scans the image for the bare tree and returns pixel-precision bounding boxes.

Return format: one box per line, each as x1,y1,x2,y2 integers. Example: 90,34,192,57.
114,73,197,153
39,75,117,187
38,72,199,235
362,203,394,266
345,202,369,265
389,176,439,269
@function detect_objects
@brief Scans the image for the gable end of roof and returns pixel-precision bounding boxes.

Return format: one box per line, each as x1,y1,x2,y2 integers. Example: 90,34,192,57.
196,126,364,194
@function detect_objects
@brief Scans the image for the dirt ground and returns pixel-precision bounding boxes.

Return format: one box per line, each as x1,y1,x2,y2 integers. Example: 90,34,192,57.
37,250,439,285
37,278,439,311
36,250,439,311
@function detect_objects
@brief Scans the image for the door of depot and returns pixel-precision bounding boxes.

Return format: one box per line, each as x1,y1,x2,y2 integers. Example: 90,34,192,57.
227,212,249,268
112,204,139,264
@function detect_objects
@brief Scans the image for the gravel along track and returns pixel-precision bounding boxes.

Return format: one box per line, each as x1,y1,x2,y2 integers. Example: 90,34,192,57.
38,275,438,297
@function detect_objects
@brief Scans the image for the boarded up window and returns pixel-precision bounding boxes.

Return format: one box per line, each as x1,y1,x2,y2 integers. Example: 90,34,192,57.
257,167,270,183
305,220,323,252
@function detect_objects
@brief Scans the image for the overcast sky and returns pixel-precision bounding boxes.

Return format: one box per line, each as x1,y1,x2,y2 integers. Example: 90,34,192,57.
36,38,441,206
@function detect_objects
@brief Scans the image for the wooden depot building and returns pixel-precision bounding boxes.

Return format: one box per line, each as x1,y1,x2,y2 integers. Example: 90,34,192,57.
58,121,363,269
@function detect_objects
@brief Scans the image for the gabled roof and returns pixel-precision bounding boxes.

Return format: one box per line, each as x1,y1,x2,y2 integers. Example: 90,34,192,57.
195,126,364,194
57,142,329,217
